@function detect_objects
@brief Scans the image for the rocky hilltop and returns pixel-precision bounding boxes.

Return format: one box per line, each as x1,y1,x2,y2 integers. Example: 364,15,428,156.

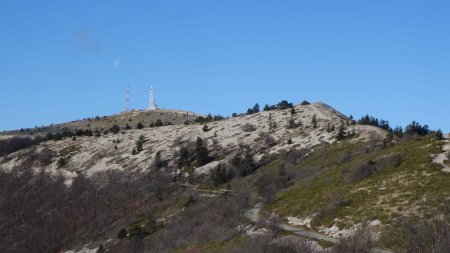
0,102,384,182
0,101,448,253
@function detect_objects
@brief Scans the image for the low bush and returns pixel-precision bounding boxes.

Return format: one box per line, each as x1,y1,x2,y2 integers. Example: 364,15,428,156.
241,123,256,132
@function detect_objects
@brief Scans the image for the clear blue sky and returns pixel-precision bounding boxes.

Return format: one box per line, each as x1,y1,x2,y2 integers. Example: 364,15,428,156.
1,1,449,132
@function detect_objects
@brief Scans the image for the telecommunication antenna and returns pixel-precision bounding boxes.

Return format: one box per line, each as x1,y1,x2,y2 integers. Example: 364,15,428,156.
125,84,130,112
148,86,157,110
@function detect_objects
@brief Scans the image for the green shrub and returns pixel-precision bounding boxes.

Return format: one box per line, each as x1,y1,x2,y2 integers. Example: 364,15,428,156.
301,100,311,105
117,228,127,240
136,122,144,129
109,124,120,134
57,157,67,167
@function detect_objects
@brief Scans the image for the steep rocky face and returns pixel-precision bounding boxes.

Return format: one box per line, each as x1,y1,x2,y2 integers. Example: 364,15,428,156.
0,102,385,182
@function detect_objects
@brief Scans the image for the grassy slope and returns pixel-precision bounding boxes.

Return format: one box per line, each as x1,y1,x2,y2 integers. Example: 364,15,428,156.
263,134,449,248
149,134,448,253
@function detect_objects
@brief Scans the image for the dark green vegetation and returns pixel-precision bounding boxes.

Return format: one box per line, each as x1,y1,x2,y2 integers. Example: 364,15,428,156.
358,115,432,140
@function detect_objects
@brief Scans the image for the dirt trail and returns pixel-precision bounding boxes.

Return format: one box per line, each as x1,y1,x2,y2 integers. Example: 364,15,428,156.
245,203,394,253
433,134,450,172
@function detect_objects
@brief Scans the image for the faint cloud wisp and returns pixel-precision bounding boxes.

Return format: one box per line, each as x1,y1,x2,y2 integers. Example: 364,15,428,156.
76,29,100,53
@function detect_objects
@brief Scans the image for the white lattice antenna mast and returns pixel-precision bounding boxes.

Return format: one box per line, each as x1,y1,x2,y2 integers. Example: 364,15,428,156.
148,86,157,110
124,84,130,112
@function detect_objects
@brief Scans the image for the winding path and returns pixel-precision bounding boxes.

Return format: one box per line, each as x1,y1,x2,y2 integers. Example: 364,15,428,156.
245,203,394,253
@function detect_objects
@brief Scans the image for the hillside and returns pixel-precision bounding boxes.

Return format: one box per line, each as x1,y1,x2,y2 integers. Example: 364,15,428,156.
0,103,384,181
0,109,200,137
0,102,448,253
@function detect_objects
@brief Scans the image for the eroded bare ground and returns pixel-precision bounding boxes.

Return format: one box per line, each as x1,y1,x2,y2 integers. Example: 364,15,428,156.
0,102,385,183
433,134,450,172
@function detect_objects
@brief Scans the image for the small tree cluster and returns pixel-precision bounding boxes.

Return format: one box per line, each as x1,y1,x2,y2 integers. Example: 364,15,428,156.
358,115,391,131
132,135,146,155
231,145,256,177
263,100,294,112
46,129,93,141
109,124,121,134
153,151,168,169
326,123,336,132
336,126,356,141
195,137,210,167
136,122,145,129
194,114,225,124
286,117,302,129
177,138,211,168
246,103,260,115
405,121,430,137
177,145,194,168
210,163,234,186
150,119,164,127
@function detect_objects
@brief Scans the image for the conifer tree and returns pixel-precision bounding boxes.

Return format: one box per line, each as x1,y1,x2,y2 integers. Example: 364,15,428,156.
311,115,317,128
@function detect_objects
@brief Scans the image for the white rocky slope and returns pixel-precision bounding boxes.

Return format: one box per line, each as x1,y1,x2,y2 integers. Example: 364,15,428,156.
0,102,386,182
433,134,450,172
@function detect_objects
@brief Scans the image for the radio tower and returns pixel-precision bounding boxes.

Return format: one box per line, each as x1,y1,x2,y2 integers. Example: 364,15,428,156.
124,84,130,113
148,86,157,110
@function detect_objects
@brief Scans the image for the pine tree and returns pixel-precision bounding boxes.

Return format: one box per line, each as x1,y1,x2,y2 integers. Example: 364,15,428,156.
153,151,167,169
133,135,145,154
436,129,444,140
311,115,317,128
154,119,163,127
178,146,191,167
253,103,260,113
336,126,347,141
136,122,144,129
247,103,260,115
195,137,209,167
117,228,128,239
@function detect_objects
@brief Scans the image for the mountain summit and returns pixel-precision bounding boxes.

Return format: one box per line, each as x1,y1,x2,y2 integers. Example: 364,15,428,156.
0,101,448,253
